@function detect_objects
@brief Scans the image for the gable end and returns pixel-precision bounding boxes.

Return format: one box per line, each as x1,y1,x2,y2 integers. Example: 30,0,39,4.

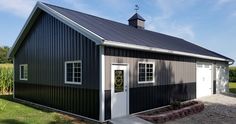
8,2,104,58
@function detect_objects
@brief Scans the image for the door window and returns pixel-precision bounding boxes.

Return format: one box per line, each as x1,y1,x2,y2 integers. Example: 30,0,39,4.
114,70,124,93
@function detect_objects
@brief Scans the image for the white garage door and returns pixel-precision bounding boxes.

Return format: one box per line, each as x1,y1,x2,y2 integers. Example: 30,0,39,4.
196,63,213,98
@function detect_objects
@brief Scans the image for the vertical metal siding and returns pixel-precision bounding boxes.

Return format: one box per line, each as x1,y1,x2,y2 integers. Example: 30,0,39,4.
104,47,196,89
104,46,197,119
14,11,100,120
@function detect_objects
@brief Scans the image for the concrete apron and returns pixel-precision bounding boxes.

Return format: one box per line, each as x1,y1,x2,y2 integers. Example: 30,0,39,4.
108,115,152,124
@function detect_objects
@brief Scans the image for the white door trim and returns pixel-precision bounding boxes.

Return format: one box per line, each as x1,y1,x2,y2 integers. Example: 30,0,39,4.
111,63,129,119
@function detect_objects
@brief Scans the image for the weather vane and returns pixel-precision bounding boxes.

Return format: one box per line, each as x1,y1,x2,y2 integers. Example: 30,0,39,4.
135,4,139,13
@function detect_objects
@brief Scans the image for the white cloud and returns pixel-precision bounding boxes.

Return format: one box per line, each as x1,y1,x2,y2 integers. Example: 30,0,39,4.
146,17,195,41
232,11,236,17
217,0,233,6
61,0,132,21
61,0,106,18
214,0,235,10
0,0,38,18
155,0,196,18
145,0,196,41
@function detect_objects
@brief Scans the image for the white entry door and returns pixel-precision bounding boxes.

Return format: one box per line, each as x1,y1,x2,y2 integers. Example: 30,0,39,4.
196,63,213,98
111,64,129,119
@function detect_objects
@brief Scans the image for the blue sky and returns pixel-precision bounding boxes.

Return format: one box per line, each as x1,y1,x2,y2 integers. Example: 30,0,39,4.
0,0,235,65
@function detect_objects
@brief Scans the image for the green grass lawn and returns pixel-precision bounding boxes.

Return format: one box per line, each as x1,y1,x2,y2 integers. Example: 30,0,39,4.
229,82,236,94
0,95,86,124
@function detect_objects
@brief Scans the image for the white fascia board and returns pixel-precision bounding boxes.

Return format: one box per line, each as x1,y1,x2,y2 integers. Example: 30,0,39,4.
8,2,104,58
103,40,231,62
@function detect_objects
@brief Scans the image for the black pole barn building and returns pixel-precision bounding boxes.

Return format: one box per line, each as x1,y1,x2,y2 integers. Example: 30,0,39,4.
8,2,234,122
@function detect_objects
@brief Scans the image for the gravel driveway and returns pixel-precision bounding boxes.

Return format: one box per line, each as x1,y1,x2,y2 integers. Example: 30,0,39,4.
165,94,236,124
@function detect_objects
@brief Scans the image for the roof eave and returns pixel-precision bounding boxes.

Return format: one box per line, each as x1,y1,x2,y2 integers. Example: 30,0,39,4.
8,2,104,58
102,40,233,62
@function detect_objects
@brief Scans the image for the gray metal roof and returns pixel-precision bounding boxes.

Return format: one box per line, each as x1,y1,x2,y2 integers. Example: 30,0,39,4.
44,3,233,61
8,2,233,62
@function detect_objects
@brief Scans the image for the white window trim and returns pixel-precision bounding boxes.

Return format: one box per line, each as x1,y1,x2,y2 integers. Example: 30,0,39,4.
64,60,82,85
19,64,28,81
138,61,155,84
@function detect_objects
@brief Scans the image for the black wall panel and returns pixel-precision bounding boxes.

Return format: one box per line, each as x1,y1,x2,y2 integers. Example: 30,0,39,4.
15,82,99,119
129,82,196,113
105,83,196,120
105,90,111,120
14,11,100,120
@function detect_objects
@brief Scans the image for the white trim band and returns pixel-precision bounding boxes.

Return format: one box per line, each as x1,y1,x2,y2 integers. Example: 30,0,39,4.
103,40,232,62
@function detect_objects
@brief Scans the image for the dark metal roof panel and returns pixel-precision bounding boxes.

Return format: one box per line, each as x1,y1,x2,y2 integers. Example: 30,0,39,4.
45,3,232,61
128,13,145,21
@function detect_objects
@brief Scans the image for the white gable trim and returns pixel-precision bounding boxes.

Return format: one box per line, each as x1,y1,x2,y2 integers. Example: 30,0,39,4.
103,40,233,62
39,2,104,43
8,2,104,58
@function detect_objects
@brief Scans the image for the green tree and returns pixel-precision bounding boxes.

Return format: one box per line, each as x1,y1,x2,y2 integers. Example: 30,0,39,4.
0,46,12,64
229,66,236,82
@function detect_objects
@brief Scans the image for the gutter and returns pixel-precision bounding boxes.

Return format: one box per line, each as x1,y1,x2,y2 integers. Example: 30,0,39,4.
229,60,235,65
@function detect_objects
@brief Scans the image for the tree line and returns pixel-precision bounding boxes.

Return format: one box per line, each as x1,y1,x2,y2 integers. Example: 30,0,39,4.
0,46,12,64
230,67,236,82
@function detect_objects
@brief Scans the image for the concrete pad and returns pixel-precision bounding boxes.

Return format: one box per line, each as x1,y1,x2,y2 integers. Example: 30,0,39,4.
109,115,152,124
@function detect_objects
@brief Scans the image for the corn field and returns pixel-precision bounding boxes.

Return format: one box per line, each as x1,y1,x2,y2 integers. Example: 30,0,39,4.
0,64,13,95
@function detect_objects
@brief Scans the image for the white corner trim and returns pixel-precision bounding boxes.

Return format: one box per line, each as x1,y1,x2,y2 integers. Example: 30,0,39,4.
13,58,15,99
103,40,231,62
99,46,105,122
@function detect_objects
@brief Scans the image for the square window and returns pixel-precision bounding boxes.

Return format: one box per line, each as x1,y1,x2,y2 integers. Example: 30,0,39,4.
65,61,82,84
138,62,155,83
20,64,28,80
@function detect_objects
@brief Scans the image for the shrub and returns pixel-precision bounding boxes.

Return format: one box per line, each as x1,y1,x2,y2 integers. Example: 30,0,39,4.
170,100,181,110
0,64,13,94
